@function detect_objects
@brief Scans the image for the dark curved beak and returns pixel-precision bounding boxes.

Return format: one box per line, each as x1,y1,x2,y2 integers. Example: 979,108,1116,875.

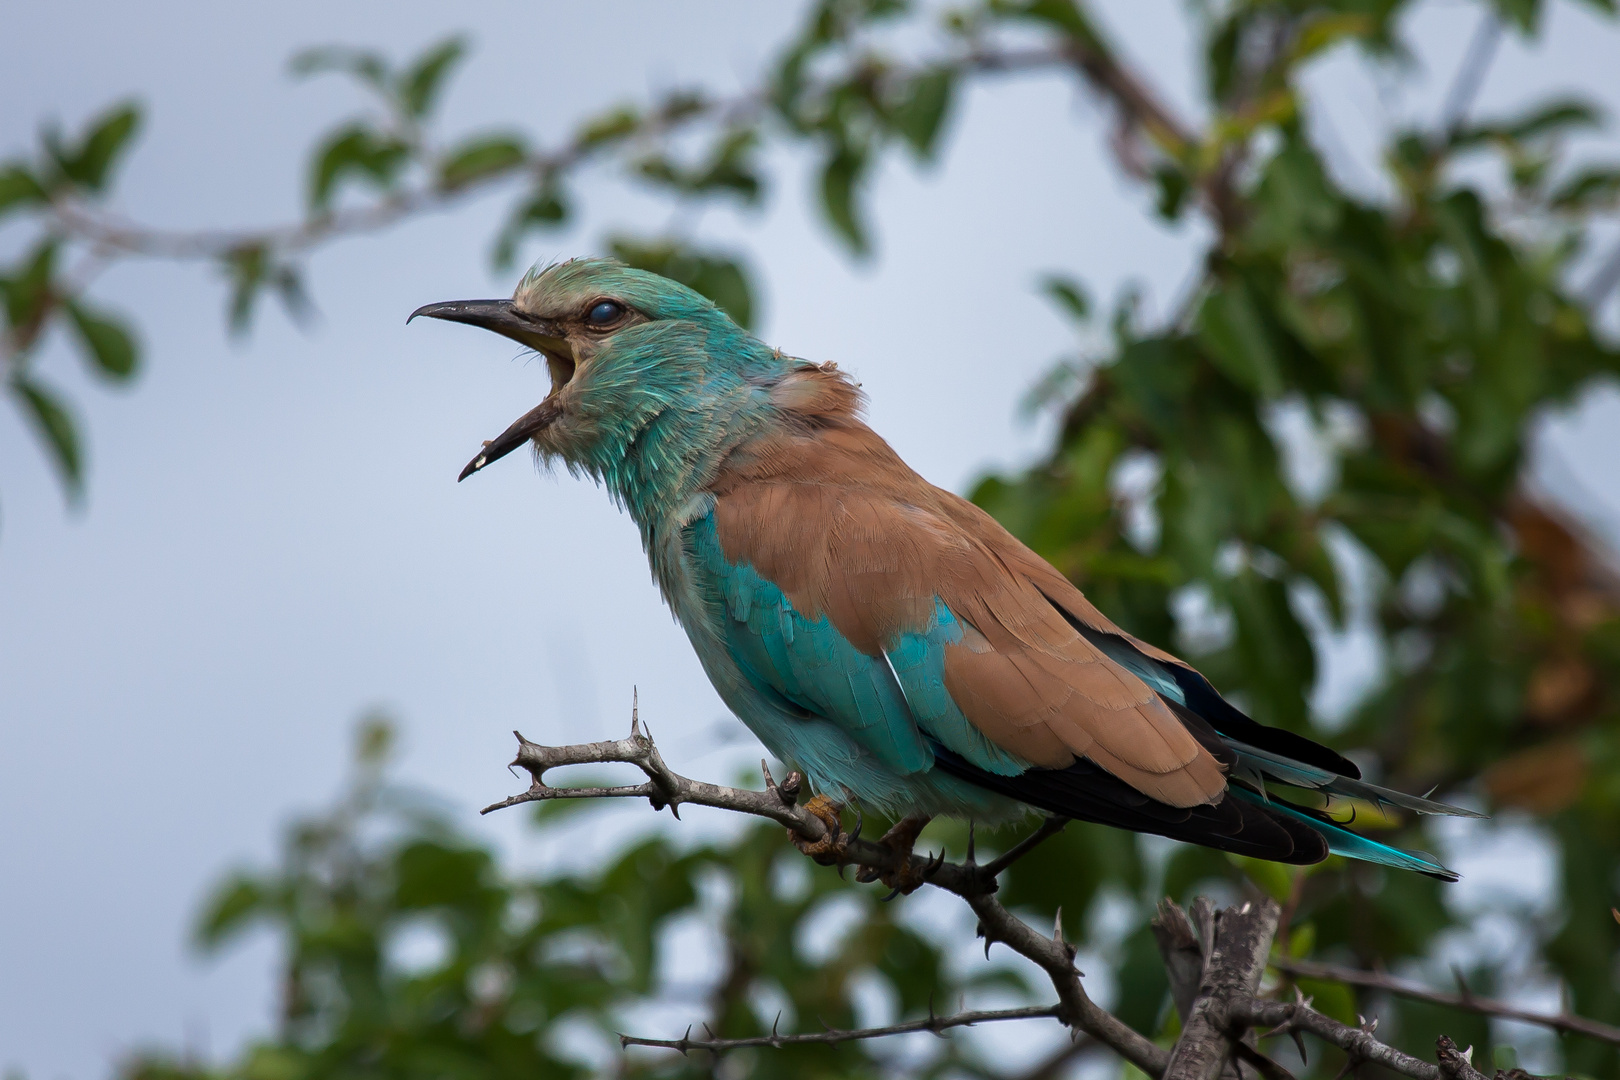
408,299,567,354
454,398,563,481
408,299,572,481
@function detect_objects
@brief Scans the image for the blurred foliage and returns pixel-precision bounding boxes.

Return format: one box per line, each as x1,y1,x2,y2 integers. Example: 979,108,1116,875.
121,719,1057,1080
7,0,1620,1076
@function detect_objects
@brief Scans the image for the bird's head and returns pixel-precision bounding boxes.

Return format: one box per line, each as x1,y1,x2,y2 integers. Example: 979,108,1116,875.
410,257,774,484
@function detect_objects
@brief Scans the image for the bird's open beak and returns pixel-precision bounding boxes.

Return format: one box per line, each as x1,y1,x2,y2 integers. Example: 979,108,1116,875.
408,299,572,481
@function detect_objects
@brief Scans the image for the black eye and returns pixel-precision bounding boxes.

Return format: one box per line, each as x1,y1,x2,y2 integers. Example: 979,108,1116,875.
586,300,624,326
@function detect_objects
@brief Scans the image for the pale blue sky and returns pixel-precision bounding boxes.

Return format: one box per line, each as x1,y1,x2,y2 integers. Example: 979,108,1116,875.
2,3,1618,1078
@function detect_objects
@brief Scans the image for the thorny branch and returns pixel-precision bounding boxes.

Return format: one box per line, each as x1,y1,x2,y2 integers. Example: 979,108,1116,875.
483,714,1599,1077
617,1003,1065,1053
1271,955,1620,1048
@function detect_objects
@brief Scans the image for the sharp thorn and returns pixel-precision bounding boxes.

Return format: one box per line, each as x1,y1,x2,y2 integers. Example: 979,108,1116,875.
966,821,977,865
1053,906,1064,944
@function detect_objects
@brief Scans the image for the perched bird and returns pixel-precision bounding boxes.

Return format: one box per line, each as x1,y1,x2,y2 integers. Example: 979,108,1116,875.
411,258,1477,886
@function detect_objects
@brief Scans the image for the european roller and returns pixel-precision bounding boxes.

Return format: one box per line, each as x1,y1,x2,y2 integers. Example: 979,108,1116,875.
411,258,1476,887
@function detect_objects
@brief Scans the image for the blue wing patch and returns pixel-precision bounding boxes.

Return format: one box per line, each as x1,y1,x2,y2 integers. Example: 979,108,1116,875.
884,599,1032,777
688,514,932,775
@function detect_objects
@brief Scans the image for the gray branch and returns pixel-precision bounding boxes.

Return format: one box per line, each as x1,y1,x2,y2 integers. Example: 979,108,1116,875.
1273,954,1620,1047
484,718,1592,1080
1163,897,1281,1080
618,1003,1063,1053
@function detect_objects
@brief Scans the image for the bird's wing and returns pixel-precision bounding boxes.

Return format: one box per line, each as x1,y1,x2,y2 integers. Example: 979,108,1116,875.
707,418,1227,808
685,509,933,775
923,488,1482,818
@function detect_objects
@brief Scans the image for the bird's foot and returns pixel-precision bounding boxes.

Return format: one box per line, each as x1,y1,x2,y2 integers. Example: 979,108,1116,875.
855,815,940,896
791,794,851,865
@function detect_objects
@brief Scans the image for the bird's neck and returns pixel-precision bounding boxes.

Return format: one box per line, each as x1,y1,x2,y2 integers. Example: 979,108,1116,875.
593,376,771,550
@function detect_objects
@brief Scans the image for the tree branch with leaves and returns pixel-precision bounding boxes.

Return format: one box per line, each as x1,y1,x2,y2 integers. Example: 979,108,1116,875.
12,1,1620,1077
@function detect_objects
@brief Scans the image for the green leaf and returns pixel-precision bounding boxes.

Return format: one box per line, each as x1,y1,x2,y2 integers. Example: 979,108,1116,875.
1153,165,1190,220
54,102,141,191
1289,13,1376,63
1502,97,1603,140
491,180,569,270
1229,853,1295,902
2,238,60,338
1456,96,1603,150
223,244,267,335
289,44,389,91
437,134,527,190
0,165,48,218
1041,274,1091,321
194,874,270,949
819,143,869,255
307,124,410,211
891,67,954,160
993,0,1105,48
65,301,139,382
395,840,494,910
1551,166,1620,211
397,35,467,119
1196,282,1284,399
11,375,81,496
634,128,762,202
1489,0,1542,33
271,265,313,327
576,106,641,149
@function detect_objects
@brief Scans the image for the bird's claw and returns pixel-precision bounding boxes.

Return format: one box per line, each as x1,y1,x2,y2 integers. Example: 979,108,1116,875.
853,815,938,896
790,794,850,865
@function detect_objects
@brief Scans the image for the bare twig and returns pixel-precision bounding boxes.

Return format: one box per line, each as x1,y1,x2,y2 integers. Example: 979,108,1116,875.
978,814,1069,878
1272,955,1620,1047
1435,1035,1492,1080
1011,1035,1104,1080
1151,899,1209,1026
618,1003,1062,1053
1238,997,1495,1080
1439,10,1504,137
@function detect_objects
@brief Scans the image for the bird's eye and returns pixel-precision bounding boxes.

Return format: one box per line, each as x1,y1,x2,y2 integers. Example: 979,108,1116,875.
586,300,624,327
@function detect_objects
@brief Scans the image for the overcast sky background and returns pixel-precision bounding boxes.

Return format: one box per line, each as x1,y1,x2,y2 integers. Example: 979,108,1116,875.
3,2,1619,1078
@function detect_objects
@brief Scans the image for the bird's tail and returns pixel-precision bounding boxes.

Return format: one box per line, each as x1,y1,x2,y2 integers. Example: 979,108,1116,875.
1227,786,1459,881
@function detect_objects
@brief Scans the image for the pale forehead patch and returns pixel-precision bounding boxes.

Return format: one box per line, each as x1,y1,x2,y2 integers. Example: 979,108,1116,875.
512,257,627,317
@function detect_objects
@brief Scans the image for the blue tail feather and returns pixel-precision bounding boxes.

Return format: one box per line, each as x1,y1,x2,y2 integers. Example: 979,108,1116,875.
1229,787,1458,881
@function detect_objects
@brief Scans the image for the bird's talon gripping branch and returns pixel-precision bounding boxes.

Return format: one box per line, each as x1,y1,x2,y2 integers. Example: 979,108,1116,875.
791,794,850,864
853,815,935,895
